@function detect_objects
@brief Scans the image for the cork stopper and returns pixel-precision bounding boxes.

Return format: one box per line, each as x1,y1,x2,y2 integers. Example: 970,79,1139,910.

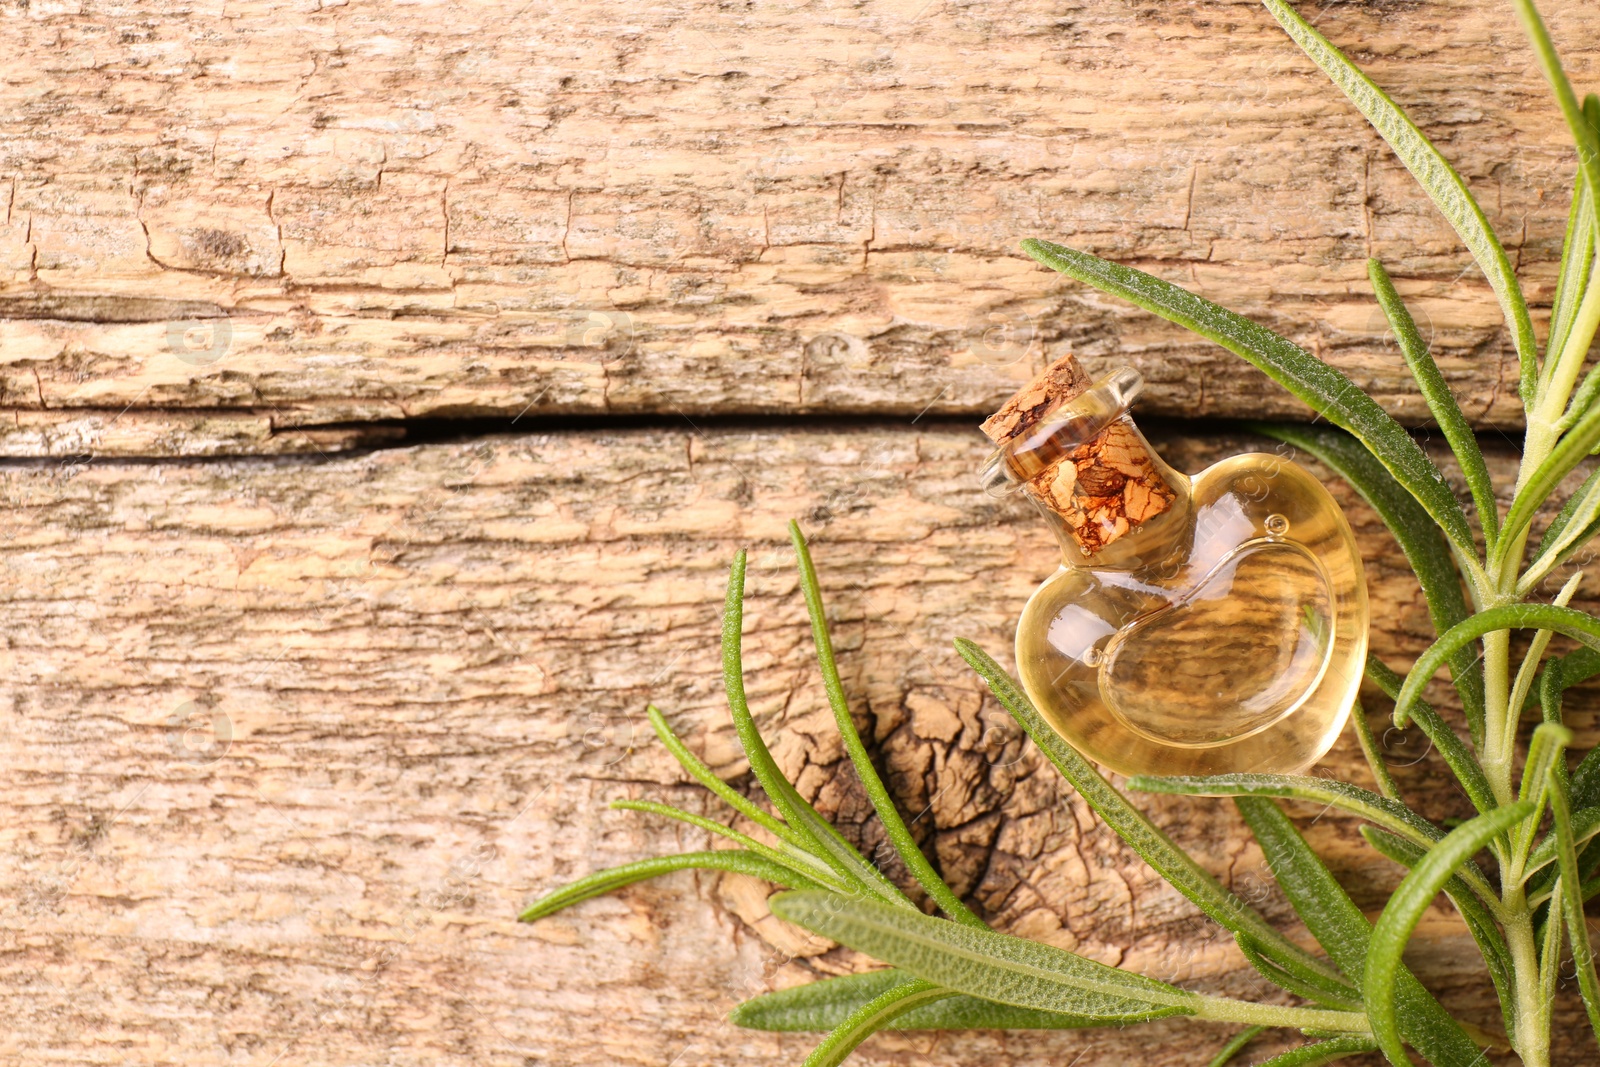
982,355,1177,555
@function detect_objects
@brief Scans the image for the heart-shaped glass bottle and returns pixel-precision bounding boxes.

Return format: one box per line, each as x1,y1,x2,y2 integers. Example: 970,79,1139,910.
980,357,1368,777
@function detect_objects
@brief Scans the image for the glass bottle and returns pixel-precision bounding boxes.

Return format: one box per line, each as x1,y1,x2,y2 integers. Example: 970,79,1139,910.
980,356,1368,777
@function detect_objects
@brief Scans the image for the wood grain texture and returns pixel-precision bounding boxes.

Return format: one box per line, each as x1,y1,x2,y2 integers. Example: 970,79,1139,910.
10,1,1600,1063
1,0,1599,451
1,422,1592,1065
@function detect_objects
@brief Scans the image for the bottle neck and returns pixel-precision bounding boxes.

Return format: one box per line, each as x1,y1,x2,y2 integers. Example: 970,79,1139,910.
981,358,1194,572
1026,415,1195,571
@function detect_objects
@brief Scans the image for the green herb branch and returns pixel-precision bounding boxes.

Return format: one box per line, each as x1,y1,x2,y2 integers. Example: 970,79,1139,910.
522,3,1600,1064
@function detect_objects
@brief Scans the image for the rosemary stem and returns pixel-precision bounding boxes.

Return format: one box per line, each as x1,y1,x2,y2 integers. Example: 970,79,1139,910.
1505,887,1553,1067
1191,996,1369,1033
1481,626,1517,807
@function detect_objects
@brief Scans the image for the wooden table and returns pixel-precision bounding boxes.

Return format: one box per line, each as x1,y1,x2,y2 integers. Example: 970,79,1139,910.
3,2,1598,1064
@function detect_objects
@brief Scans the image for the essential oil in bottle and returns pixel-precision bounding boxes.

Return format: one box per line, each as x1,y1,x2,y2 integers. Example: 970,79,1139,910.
980,356,1368,777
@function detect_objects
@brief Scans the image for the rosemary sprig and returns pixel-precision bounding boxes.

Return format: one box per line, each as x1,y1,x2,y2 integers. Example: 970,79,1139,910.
523,4,1600,1064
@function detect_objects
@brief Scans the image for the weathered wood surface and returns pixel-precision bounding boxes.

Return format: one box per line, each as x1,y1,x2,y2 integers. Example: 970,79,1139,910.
11,1,1600,1064
2,1,1600,452
2,423,1592,1065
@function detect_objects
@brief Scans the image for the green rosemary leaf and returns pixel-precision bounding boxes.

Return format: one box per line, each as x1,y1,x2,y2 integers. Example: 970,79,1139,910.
1527,808,1600,879
1347,699,1401,801
1229,797,1376,980
517,850,829,922
1523,467,1600,593
1542,654,1600,850
729,970,1136,1032
1538,878,1565,1038
645,705,807,848
609,800,847,891
1366,259,1499,546
789,522,984,927
796,977,951,1067
1234,798,1484,1067
1365,802,1534,1067
1363,655,1496,815
1251,1037,1381,1067
1514,4,1600,424
1261,0,1539,404
1512,1,1600,237
1500,408,1600,566
779,890,1373,1033
1560,81,1600,423
1393,604,1600,733
1359,826,1516,1040
1206,1026,1266,1067
1548,150,1595,381
1537,647,1600,758
1514,723,1574,870
1134,774,1442,850
1135,772,1502,914
721,550,913,908
1018,238,1476,558
731,971,917,1031
1564,362,1600,437
1549,757,1600,1049
769,891,1197,1019
1234,933,1361,1011
1256,423,1485,744
955,638,1347,985
1575,747,1600,815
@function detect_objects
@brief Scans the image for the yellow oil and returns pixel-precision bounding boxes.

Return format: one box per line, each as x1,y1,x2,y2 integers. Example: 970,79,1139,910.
1016,454,1368,777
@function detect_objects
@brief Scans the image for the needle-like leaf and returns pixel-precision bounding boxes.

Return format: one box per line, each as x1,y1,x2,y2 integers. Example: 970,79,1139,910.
1547,144,1595,380
1234,797,1487,1067
1513,723,1573,874
1523,466,1600,593
729,970,1139,1032
771,891,1369,1032
1205,1026,1266,1067
518,850,831,923
722,550,913,907
1132,772,1502,912
1538,876,1565,1040
770,890,1198,1019
1512,1,1600,237
1346,699,1401,801
1548,738,1600,1051
796,978,951,1067
1392,605,1600,732
1366,259,1498,547
1501,406,1600,566
1360,825,1516,1041
1365,802,1534,1067
1135,774,1440,850
1251,1036,1381,1066
1020,239,1477,558
1233,933,1360,1010
1261,0,1539,402
609,800,848,891
645,705,808,849
789,522,984,927
1525,806,1600,882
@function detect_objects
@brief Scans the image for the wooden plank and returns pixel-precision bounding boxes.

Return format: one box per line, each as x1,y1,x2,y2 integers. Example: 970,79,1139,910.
0,423,1589,1063
2,2,1597,449
0,409,399,457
